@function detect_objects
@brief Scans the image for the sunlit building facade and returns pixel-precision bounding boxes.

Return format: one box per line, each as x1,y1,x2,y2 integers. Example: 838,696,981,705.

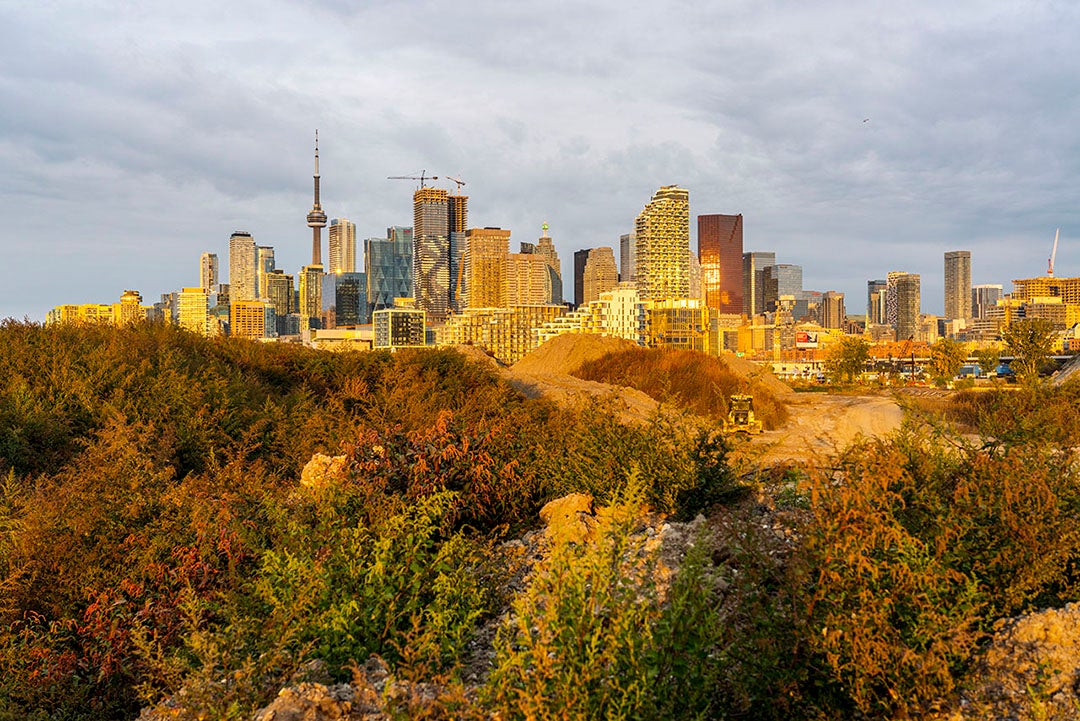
944,250,972,321
635,186,690,300
367,226,414,314
698,214,743,314
582,247,619,305
229,231,258,303
463,227,509,309
329,218,357,274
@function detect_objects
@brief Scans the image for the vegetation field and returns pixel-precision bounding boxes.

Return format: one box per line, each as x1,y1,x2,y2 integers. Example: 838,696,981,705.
0,321,1078,719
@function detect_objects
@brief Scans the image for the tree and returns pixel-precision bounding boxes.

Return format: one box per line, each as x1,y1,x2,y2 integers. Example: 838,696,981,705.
928,337,967,385
825,335,870,383
974,347,1000,377
1002,318,1057,384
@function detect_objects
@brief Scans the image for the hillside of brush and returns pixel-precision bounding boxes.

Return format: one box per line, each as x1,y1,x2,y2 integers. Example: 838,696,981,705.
2,320,1080,720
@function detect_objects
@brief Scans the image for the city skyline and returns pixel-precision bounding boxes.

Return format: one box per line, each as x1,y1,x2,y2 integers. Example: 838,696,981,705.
3,2,1079,320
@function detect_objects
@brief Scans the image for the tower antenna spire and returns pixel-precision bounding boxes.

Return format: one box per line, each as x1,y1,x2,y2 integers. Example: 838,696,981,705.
306,129,327,265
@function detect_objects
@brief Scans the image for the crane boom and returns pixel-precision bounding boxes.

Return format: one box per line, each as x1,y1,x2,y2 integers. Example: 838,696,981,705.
387,170,438,188
1048,228,1060,276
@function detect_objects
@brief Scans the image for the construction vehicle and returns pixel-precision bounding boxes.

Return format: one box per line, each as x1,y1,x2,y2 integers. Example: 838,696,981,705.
724,394,764,434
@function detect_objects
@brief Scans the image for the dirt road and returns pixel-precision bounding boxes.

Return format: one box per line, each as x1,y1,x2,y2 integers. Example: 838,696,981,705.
733,393,903,466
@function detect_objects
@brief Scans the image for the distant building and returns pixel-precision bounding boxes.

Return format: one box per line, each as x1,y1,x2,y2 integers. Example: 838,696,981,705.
256,246,275,299
177,287,210,336
228,231,258,302
507,252,553,306
534,224,563,305
367,227,414,315
200,253,218,294
322,271,367,328
463,227,510,309
413,187,468,322
895,273,921,340
265,270,295,336
1011,275,1080,305
635,185,690,300
619,231,636,284
534,284,648,348
297,264,324,332
971,284,1003,318
231,300,275,340
698,213,743,314
743,251,776,316
582,247,619,305
762,264,803,312
573,248,591,308
438,305,565,364
649,298,709,352
328,218,357,274
820,291,845,329
373,302,427,349
944,250,972,321
867,279,887,325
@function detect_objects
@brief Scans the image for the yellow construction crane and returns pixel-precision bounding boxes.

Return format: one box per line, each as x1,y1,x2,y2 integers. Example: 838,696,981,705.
445,175,467,192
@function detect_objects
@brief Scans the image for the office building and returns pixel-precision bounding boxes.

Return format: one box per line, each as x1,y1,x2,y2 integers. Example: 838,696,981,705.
743,252,776,316
620,231,636,284
698,213,743,314
573,249,591,308
177,288,210,336
896,273,921,341
971,284,1003,318
322,271,367,328
231,300,275,340
228,231,258,303
635,185,690,299
821,291,845,329
298,264,324,331
867,279,887,324
306,131,328,266
200,253,218,294
329,218,357,274
507,252,553,306
256,246,275,299
762,264,803,312
535,224,563,305
463,227,509,309
367,226,413,314
265,270,295,335
944,250,972,321
582,247,619,305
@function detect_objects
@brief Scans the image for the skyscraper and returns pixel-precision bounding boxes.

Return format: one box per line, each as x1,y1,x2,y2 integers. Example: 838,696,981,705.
885,271,910,327
535,224,563,305
200,253,218,294
256,246,275,299
228,231,258,303
821,291,846,329
321,272,367,328
265,269,295,335
867,279,887,324
896,273,921,341
448,193,468,312
698,213,743,314
971,284,1003,318
367,227,413,314
329,218,357,274
742,252,776,317
635,186,690,300
582,247,619,305
177,287,210,336
413,187,453,322
306,131,328,266
463,227,509,309
944,250,972,321
762,264,803,312
619,231,636,284
298,263,324,332
573,249,591,308
506,252,552,305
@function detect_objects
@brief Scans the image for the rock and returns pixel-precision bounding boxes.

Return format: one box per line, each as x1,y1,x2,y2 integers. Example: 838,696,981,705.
251,682,355,721
539,493,597,545
300,453,347,490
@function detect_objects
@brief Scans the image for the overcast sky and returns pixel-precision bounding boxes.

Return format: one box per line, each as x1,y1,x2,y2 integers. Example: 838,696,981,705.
2,0,1078,321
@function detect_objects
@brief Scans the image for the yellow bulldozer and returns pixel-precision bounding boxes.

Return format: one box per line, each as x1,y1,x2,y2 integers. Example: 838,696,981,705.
724,394,763,434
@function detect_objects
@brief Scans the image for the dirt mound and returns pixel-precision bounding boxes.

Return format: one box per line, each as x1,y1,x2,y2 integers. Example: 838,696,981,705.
512,333,637,375
1052,354,1080,387
451,343,504,370
939,603,1080,720
721,353,795,398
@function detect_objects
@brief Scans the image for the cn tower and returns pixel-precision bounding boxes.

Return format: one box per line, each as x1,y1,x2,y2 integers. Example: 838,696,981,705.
306,130,328,266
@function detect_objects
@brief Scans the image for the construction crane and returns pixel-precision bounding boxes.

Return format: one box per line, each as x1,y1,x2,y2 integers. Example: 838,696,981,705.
445,175,467,192
1048,228,1060,277
387,170,438,188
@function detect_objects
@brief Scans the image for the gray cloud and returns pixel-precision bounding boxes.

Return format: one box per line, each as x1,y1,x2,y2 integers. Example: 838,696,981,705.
1,0,1079,320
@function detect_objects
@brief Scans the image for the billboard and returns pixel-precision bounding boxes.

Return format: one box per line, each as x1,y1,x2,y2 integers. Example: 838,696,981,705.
795,331,819,349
